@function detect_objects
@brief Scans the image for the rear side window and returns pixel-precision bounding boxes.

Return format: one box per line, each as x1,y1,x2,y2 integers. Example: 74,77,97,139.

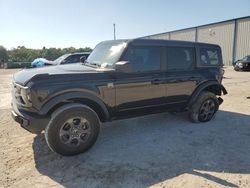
167,47,194,71
199,48,221,66
122,46,161,72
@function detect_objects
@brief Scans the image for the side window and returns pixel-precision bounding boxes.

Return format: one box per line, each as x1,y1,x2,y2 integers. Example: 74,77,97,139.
122,46,161,72
241,57,247,61
62,55,80,64
199,48,221,66
167,47,194,71
82,54,90,59
243,56,250,61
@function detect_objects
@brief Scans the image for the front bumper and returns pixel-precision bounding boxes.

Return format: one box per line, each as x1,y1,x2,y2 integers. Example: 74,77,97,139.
236,63,250,71
11,105,50,134
242,63,250,70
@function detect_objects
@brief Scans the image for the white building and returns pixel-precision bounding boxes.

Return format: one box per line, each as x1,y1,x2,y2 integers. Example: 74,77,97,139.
142,16,250,66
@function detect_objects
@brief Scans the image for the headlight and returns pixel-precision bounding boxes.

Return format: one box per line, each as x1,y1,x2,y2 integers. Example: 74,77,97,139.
238,62,243,67
13,83,32,107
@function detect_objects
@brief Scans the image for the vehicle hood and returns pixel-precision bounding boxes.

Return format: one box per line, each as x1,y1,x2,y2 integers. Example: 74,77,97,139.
13,63,98,85
242,61,250,64
236,60,250,64
46,60,58,65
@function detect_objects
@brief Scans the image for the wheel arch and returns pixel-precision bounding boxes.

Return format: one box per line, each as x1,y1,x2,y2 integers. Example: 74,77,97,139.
188,81,227,107
39,92,110,122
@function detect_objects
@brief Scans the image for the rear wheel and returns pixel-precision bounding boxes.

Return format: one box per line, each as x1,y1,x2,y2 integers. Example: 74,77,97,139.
45,104,100,156
189,91,219,123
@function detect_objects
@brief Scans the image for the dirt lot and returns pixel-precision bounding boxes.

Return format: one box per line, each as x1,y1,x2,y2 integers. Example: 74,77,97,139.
0,67,249,188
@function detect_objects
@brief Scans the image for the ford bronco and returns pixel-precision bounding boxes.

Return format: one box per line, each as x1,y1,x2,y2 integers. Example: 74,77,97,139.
11,39,227,156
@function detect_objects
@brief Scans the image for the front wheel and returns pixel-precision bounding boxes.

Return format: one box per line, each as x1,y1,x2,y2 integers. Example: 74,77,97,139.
189,91,219,123
234,67,240,71
45,104,100,156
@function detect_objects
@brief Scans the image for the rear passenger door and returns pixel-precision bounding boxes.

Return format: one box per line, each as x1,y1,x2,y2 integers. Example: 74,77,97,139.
165,45,199,104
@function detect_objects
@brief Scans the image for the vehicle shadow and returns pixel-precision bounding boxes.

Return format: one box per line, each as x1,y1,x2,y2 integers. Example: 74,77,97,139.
32,110,250,188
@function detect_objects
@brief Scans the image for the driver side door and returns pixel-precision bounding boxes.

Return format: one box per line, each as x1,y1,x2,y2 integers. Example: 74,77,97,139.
114,45,166,116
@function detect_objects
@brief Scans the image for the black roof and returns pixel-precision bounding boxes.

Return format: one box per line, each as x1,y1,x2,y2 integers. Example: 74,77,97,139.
99,39,221,48
130,38,220,47
102,38,220,46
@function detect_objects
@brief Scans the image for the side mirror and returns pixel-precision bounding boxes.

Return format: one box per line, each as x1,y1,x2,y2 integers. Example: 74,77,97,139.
80,56,86,63
115,61,132,73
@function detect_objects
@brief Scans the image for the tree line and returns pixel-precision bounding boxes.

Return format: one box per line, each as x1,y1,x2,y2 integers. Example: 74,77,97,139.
0,45,92,62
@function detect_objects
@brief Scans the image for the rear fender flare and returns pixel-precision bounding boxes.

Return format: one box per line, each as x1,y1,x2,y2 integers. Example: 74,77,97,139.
188,81,227,107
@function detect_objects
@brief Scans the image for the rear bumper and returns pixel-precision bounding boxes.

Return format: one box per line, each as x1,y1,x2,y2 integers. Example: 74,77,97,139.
220,84,228,95
11,107,49,134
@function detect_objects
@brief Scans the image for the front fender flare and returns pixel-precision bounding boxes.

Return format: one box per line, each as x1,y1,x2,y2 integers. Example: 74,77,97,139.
38,91,110,121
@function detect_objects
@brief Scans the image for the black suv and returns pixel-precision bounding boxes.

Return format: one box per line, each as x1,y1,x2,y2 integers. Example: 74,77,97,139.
233,55,250,71
11,39,227,156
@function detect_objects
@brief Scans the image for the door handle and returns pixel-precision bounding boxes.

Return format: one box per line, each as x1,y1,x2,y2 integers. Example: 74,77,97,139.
151,79,163,85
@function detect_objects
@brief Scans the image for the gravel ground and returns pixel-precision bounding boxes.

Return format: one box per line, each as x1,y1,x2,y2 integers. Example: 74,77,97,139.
0,67,249,188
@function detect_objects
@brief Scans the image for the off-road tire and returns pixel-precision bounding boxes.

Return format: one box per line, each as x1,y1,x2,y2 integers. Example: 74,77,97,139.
45,104,100,156
189,91,219,123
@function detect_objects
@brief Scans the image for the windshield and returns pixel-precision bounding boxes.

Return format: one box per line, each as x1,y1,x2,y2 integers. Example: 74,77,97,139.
53,54,70,64
86,41,127,68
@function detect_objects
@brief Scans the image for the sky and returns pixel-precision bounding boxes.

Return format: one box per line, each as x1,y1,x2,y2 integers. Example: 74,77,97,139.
0,0,249,49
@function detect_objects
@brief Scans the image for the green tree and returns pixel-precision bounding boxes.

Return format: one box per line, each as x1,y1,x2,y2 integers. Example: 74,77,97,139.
7,46,92,62
0,45,8,61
